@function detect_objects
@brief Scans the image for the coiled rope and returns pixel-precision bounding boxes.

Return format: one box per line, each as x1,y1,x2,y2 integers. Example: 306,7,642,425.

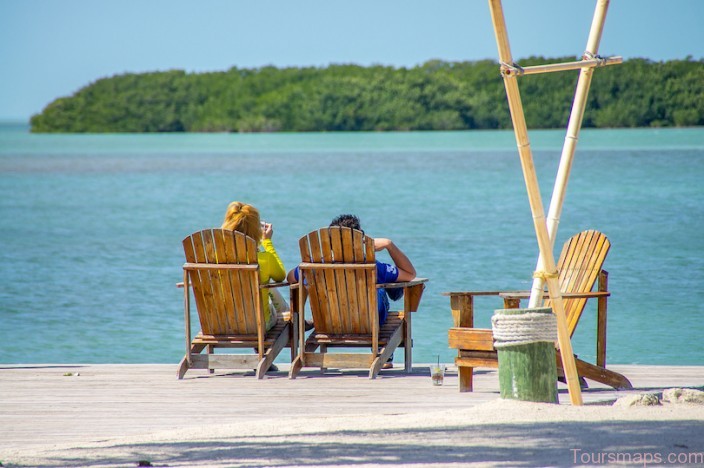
491,309,557,349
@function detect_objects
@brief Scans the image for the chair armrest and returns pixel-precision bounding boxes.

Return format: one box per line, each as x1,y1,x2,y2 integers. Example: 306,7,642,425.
497,290,529,299
377,278,428,315
178,281,293,290
499,291,610,299
563,291,611,298
443,290,523,327
260,281,290,290
441,291,514,297
377,277,428,289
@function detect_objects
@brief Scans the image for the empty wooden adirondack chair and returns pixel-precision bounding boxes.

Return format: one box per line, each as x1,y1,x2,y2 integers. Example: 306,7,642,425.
288,227,427,379
177,229,296,379
447,230,632,392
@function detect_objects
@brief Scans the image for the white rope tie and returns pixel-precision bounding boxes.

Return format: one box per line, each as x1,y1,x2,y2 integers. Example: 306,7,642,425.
491,310,557,349
583,51,607,67
500,61,524,77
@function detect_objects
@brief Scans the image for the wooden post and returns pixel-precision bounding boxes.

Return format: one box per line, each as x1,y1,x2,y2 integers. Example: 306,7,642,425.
299,272,307,367
450,294,474,391
256,276,264,361
183,269,192,366
596,270,609,368
488,0,582,404
403,283,424,373
450,294,473,328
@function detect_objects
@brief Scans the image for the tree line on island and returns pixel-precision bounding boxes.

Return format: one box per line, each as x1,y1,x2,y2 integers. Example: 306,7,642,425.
30,57,703,133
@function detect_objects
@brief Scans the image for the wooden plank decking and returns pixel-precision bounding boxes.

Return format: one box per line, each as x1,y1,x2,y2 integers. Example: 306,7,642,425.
1,364,702,448
1,364,703,466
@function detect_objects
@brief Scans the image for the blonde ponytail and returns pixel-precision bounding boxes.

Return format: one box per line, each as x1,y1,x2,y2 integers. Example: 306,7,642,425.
221,201,261,244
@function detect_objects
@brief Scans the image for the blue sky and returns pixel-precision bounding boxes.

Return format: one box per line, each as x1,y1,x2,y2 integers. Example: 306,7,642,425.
1,0,703,121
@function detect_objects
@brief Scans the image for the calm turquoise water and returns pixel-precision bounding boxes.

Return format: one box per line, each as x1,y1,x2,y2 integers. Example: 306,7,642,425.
1,124,703,365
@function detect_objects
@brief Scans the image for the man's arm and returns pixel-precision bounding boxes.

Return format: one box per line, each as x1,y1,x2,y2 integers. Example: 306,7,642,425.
373,238,416,282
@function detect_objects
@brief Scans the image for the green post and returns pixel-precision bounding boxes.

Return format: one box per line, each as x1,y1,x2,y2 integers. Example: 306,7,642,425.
492,307,558,403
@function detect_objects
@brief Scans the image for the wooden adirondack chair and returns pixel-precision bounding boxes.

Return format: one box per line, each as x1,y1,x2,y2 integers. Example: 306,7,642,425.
447,230,632,392
177,229,296,379
288,227,427,379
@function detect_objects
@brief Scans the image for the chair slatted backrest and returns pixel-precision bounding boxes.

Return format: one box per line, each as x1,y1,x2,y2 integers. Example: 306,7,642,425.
299,227,377,335
183,229,261,336
547,230,610,336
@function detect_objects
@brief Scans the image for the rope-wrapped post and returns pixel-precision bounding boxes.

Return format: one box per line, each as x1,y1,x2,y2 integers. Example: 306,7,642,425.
491,307,558,403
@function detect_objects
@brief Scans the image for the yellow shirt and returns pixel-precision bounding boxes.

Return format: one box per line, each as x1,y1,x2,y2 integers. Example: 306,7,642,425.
258,239,286,329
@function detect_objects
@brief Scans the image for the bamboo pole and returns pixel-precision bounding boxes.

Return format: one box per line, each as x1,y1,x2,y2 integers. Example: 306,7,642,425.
487,0,583,405
528,0,613,309
504,55,621,76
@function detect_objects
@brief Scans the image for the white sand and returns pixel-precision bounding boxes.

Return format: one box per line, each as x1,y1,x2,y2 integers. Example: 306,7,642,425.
5,398,704,467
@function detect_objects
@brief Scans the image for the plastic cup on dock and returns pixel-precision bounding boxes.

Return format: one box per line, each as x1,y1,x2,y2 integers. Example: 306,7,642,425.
429,364,445,386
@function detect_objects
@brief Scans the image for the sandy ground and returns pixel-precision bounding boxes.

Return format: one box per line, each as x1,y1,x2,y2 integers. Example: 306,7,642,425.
3,398,704,467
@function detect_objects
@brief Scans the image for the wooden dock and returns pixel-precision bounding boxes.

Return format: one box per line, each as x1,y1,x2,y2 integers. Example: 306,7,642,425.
1,364,703,467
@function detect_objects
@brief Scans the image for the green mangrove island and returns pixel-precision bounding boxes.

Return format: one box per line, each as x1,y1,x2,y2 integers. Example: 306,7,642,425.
30,57,703,133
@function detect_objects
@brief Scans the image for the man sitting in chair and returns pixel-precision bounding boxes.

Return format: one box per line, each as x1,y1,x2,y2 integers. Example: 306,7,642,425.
287,214,416,369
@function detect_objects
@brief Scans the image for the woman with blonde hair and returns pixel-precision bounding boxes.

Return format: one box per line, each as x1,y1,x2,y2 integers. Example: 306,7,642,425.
221,201,288,331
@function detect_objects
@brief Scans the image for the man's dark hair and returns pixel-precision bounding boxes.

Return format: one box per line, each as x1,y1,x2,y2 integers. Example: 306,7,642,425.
330,214,362,231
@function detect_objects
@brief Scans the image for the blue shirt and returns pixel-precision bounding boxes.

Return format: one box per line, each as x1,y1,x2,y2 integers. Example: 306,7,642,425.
376,261,401,325
294,261,402,325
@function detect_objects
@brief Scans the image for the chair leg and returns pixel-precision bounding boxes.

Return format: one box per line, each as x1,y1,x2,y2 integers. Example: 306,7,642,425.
256,323,290,379
557,371,589,389
320,344,327,373
556,354,633,390
371,326,404,379
403,284,424,372
369,355,384,379
177,343,207,379
289,313,298,362
177,356,189,379
403,314,412,373
459,366,474,392
207,344,215,374
574,357,633,390
289,355,303,379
